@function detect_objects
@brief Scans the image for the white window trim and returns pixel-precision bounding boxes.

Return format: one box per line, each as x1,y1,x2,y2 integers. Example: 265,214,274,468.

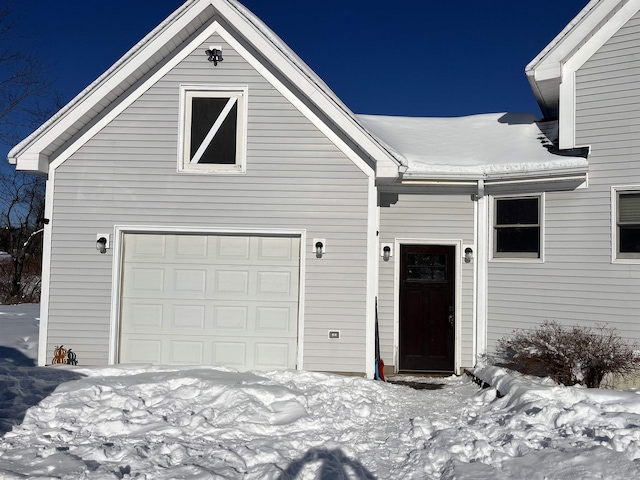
489,193,545,263
612,185,640,264
178,84,248,174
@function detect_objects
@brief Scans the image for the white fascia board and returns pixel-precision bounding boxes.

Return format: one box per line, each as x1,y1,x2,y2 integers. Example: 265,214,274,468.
49,20,221,171
528,0,640,144
213,0,399,173
526,0,616,78
557,1,640,149
216,27,377,177
532,63,562,82
48,8,383,179
13,1,205,171
15,152,49,175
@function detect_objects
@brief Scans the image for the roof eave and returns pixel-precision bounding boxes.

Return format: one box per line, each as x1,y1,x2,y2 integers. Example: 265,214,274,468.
9,0,402,176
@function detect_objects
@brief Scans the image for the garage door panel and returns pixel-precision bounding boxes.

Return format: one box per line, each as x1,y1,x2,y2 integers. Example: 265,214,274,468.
176,235,208,258
255,342,290,369
128,304,164,328
173,305,206,329
120,233,300,370
256,307,293,332
170,340,205,365
215,270,250,294
217,236,251,258
213,342,247,367
212,305,248,330
258,236,296,259
122,337,162,363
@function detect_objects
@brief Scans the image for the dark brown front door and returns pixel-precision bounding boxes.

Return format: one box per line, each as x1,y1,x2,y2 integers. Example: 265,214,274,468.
399,244,455,372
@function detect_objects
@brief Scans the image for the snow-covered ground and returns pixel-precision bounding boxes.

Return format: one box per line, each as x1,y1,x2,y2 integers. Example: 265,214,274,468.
1,304,640,479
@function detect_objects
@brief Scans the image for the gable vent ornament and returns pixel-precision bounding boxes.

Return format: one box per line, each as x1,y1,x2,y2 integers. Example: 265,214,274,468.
205,46,223,66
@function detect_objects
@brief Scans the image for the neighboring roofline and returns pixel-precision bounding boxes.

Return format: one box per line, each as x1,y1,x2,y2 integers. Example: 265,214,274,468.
8,0,403,175
526,0,640,147
525,0,602,81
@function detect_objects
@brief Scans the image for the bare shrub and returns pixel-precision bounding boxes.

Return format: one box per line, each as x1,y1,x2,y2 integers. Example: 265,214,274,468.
497,321,639,388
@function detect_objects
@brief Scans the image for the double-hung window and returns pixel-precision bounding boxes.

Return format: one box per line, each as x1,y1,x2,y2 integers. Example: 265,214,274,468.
615,189,640,259
179,85,247,173
493,196,542,259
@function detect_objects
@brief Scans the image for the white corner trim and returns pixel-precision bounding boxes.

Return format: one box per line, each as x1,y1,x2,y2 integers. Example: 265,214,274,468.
558,71,576,150
365,176,377,379
37,168,56,366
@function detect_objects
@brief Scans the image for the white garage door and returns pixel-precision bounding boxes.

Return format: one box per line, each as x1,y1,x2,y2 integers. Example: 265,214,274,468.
119,233,300,370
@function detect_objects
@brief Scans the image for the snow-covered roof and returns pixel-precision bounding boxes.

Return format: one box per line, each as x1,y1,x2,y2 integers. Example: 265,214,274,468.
357,112,588,181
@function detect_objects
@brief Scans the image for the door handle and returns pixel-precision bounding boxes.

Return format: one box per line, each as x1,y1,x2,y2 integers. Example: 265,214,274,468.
448,306,454,328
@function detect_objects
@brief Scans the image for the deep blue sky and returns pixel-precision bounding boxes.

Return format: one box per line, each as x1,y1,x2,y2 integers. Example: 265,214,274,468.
5,0,587,164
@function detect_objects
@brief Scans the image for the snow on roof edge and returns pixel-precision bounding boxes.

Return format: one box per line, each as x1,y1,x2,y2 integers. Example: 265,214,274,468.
7,1,198,163
9,0,406,169
525,0,606,73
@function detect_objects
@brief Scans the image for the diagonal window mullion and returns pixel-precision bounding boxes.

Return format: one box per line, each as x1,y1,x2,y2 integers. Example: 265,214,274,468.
191,97,237,164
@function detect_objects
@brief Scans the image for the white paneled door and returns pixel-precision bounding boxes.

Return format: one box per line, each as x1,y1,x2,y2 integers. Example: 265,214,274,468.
119,233,300,370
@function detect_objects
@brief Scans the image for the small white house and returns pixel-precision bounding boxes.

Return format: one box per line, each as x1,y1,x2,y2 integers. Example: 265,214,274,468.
8,0,640,379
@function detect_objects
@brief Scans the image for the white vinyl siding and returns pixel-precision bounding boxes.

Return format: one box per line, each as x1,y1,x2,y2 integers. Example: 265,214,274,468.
487,10,640,353
378,193,475,370
46,33,370,372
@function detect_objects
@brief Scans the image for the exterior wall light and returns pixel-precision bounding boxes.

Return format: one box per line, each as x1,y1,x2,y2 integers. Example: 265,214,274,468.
313,238,325,258
380,243,393,262
205,46,223,65
96,233,110,254
464,247,474,263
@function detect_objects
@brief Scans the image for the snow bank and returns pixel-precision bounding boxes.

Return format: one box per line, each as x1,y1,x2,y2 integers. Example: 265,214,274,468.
2,305,640,479
0,303,39,366
1,365,640,479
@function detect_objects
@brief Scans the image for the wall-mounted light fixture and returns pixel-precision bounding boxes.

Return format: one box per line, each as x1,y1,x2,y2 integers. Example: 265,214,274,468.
205,45,223,65
313,238,325,258
464,247,474,264
96,233,110,254
381,243,393,262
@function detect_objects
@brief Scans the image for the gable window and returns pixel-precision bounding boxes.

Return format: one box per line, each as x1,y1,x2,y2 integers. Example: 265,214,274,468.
615,190,640,259
493,196,541,259
179,85,247,173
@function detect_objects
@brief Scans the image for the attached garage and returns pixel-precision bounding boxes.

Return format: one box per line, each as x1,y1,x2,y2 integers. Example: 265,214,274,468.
118,232,301,370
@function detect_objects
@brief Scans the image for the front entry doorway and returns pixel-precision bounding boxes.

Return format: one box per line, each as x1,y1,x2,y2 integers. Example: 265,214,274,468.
399,244,455,373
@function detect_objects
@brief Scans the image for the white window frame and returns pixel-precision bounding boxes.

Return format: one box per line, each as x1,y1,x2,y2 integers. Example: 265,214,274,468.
490,193,545,262
612,185,640,263
178,84,248,174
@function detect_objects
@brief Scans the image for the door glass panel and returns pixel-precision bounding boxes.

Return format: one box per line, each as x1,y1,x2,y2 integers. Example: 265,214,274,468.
406,253,446,281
